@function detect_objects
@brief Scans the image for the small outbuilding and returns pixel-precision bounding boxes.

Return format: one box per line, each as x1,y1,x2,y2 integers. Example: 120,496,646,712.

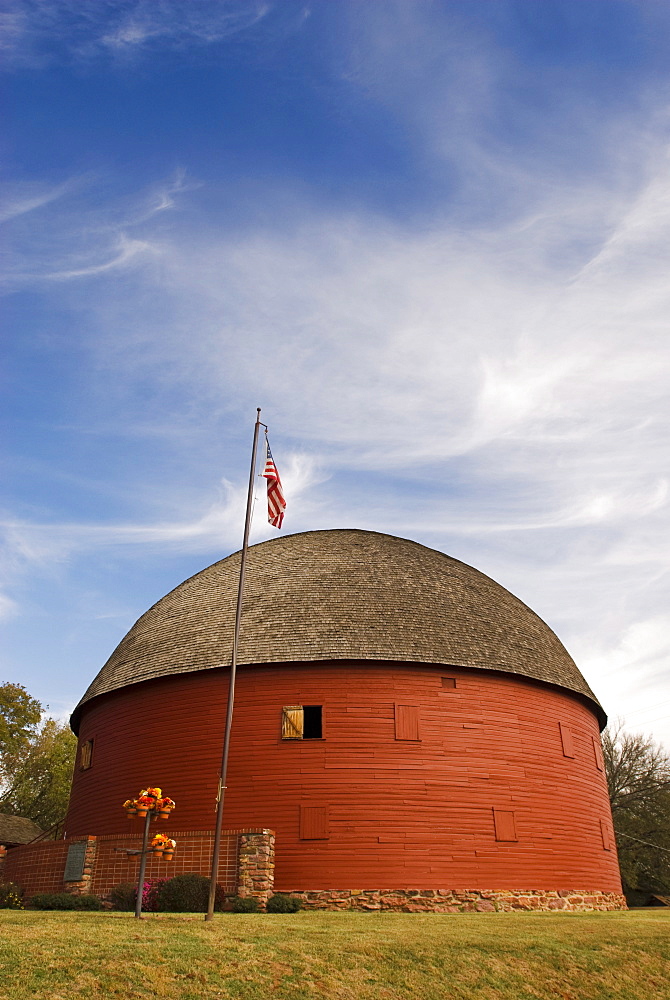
0,813,43,849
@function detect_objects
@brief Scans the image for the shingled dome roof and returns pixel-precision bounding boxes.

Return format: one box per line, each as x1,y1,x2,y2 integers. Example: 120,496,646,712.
71,529,603,729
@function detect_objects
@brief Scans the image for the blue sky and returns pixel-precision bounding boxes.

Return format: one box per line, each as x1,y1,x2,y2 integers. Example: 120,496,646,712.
2,0,669,749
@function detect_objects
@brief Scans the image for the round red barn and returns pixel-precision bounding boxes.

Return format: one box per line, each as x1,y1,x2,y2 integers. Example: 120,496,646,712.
66,529,623,906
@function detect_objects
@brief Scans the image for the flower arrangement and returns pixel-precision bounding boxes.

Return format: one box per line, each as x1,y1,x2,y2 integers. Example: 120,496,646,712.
151,833,176,860
122,787,175,818
162,839,176,860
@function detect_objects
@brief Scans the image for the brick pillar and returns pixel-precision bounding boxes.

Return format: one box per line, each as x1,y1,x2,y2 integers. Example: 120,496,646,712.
0,844,6,881
236,829,275,908
63,836,98,895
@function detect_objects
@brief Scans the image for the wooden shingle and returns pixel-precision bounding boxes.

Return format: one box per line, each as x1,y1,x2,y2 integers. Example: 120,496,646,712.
71,529,603,731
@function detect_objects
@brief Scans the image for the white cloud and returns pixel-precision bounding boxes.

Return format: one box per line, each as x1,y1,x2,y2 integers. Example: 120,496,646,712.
0,0,275,66
0,173,193,288
0,592,19,620
41,148,664,744
3,4,670,747
101,0,271,51
0,179,73,222
0,450,323,567
45,234,157,280
574,617,670,750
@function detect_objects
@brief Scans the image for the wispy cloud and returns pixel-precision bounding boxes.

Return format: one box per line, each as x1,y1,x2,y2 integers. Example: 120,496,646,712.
101,0,271,52
0,171,197,288
0,0,275,67
8,146,663,736
3,1,670,748
0,592,19,621
1,451,322,571
0,179,74,223
45,234,156,281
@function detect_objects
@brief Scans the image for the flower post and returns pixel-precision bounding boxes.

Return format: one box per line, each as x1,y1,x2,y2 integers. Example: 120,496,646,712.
121,787,176,919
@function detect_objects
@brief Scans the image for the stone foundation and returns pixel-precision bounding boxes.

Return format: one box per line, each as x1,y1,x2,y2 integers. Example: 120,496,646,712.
283,888,627,912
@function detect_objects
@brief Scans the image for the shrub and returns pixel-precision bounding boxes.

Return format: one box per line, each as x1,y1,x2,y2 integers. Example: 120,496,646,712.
155,873,225,913
141,877,170,912
231,895,261,913
109,882,136,911
266,893,302,913
0,882,24,909
29,892,103,910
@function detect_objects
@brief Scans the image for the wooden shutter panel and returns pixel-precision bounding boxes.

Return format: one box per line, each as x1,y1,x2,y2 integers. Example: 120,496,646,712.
80,739,93,770
600,819,611,850
592,735,604,771
493,808,518,842
282,706,304,739
300,805,329,840
395,704,420,741
559,722,575,758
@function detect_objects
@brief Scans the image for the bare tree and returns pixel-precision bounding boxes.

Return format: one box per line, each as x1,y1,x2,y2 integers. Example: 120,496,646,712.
602,721,670,898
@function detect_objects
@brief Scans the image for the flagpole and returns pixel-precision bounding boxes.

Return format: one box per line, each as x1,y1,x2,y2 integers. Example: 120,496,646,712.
206,407,265,920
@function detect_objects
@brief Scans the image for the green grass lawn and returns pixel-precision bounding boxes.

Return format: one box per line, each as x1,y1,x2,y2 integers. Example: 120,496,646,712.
1,909,668,1000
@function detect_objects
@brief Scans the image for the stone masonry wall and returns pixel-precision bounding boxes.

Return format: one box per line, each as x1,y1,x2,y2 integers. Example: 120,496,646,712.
237,830,275,907
284,888,627,912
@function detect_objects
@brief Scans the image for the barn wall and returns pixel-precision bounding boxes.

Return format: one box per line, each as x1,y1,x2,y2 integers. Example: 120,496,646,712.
66,662,622,893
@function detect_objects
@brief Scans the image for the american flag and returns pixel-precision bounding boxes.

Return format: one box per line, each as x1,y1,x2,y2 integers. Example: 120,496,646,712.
262,438,286,529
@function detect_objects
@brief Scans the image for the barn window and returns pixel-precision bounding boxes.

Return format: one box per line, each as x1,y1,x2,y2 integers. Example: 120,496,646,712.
282,705,323,740
394,704,420,741
79,739,93,770
441,677,457,689
493,808,517,842
300,805,329,840
559,722,575,758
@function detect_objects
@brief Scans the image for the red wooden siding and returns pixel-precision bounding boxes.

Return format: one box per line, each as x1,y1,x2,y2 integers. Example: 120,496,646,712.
66,662,622,893
300,805,329,840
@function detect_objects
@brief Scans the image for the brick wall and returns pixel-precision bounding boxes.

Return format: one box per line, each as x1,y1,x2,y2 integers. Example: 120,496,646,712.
2,829,275,905
3,839,72,894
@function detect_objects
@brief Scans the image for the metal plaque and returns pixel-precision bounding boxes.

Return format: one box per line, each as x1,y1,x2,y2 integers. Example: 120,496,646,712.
63,841,87,881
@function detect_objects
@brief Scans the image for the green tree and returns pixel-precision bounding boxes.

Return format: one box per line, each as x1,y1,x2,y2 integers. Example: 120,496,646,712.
0,683,77,830
0,683,41,756
602,722,670,898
